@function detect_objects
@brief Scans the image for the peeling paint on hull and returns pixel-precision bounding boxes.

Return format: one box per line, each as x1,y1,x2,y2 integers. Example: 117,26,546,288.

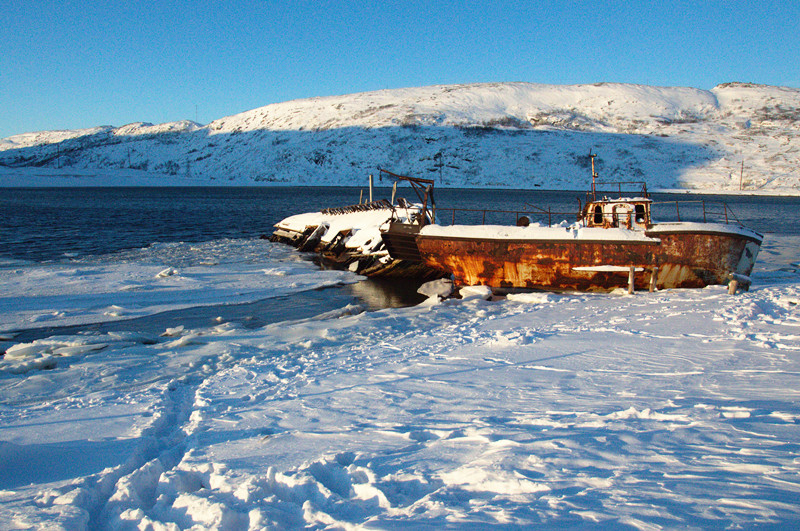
415,224,762,291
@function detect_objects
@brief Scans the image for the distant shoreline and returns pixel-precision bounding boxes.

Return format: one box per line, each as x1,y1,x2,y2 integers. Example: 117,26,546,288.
2,168,798,197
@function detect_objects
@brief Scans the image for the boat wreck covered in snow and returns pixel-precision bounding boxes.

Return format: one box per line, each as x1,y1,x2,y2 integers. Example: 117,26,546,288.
270,172,443,280
273,162,763,294
381,161,763,293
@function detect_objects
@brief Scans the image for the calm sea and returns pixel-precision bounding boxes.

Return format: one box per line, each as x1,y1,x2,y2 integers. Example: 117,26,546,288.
2,186,798,262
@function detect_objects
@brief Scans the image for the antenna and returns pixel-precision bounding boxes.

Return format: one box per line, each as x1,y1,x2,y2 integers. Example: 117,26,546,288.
589,150,598,199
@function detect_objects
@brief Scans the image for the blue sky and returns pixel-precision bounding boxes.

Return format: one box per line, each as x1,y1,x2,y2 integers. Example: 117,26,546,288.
2,0,798,139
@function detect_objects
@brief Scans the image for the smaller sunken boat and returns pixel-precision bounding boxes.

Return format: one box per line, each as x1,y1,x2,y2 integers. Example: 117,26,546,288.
381,157,763,293
269,175,442,280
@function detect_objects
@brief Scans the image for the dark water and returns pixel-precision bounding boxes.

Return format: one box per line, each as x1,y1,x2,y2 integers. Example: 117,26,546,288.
0,187,363,262
2,187,797,262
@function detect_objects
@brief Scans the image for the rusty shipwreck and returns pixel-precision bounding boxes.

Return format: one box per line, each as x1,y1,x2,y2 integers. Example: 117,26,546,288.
380,161,763,293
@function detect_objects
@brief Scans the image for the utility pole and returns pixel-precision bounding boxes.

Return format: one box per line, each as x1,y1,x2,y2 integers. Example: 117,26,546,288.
434,151,443,183
739,160,744,191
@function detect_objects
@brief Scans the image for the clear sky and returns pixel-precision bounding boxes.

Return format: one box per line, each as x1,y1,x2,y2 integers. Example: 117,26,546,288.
2,0,798,139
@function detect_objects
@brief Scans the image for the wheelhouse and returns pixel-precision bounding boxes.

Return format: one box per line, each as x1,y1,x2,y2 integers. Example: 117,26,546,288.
582,197,652,229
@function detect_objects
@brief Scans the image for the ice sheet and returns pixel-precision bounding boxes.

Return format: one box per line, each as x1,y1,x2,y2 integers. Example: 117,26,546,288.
0,238,357,333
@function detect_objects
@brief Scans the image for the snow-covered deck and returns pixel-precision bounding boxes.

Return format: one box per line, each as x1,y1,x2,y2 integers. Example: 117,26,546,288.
420,222,662,242
649,221,764,241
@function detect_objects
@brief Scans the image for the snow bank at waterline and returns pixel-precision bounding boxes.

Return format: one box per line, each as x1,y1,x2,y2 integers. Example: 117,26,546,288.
1,235,800,528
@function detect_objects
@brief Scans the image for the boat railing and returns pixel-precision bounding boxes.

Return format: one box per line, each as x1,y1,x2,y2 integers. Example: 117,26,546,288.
651,200,741,224
432,199,742,228
435,206,577,227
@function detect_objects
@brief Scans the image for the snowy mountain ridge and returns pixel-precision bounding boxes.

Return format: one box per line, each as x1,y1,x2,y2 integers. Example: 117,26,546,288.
1,81,799,191
206,82,719,133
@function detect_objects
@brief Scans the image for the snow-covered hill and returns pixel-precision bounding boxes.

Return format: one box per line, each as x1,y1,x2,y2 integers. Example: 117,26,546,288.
1,82,799,192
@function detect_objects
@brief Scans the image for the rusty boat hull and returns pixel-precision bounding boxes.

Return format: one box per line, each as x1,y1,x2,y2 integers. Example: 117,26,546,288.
412,222,763,292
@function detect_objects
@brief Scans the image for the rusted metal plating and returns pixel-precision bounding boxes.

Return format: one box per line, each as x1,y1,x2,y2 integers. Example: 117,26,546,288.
415,229,761,292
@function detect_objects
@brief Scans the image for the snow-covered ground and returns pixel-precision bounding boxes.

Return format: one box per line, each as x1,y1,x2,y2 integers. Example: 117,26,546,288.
2,82,799,192
2,232,800,528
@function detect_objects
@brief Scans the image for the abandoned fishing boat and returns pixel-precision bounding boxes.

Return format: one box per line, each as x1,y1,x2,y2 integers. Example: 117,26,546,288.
269,176,442,279
381,161,763,293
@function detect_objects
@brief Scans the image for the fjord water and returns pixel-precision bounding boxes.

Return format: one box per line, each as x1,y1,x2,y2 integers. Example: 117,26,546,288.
2,186,798,263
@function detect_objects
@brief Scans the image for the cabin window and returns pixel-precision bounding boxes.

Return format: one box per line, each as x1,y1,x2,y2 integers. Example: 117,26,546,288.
593,205,603,225
635,204,646,223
